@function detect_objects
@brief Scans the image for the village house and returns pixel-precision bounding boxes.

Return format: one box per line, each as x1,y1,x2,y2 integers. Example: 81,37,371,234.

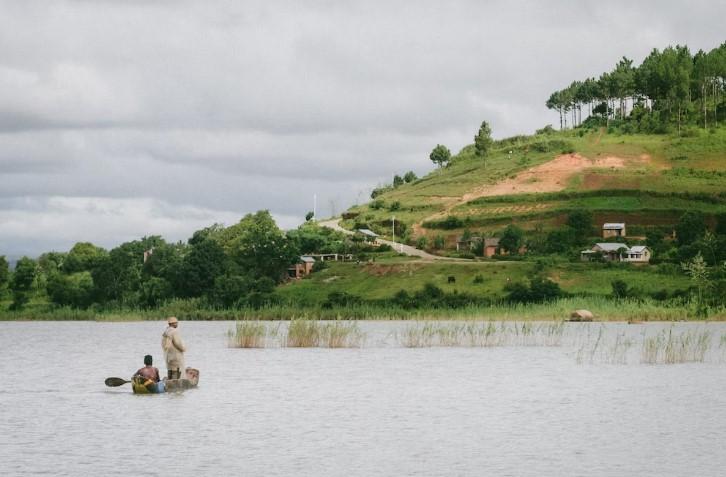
483,238,500,258
287,256,316,279
623,245,651,263
602,223,626,238
580,243,651,263
455,235,482,252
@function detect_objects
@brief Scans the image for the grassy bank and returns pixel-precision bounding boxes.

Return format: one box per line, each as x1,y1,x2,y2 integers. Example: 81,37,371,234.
2,296,724,322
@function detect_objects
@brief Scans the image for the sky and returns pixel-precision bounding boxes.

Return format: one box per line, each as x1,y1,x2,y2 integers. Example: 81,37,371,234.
1,0,724,258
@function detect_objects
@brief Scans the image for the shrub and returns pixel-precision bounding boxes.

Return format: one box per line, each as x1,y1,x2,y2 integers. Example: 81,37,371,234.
611,279,629,299
312,260,328,272
504,277,564,303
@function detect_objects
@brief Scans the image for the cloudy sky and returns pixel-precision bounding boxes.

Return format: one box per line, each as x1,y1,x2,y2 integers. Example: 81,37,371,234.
1,0,724,258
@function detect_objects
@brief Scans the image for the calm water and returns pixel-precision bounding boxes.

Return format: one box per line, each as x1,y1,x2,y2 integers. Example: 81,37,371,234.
1,320,725,476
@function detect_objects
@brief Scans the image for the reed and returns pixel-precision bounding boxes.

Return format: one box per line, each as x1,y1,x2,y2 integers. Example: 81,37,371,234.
321,320,366,348
285,319,365,348
227,320,276,348
286,319,321,347
640,328,713,364
397,320,566,348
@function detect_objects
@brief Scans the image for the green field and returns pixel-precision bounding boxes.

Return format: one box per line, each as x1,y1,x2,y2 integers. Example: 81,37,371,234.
275,259,692,304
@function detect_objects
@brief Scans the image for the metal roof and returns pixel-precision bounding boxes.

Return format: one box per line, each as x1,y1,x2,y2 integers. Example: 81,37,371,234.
602,223,626,229
594,243,629,252
357,228,379,237
300,256,316,263
629,246,648,253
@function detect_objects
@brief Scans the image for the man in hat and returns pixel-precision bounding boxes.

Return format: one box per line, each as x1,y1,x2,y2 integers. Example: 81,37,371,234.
134,354,161,382
161,316,186,379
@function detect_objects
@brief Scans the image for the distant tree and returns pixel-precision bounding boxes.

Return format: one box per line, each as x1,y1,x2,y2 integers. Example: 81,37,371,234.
178,237,229,298
92,237,164,305
566,210,593,245
545,228,574,254
0,255,9,291
224,210,300,283
499,225,525,254
210,274,253,307
10,257,37,310
403,171,418,183
47,272,95,308
429,144,451,168
393,174,404,187
474,121,493,164
37,252,66,276
675,211,706,247
305,211,315,221
62,242,107,274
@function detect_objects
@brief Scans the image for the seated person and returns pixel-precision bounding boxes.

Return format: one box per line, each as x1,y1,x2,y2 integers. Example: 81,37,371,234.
134,355,161,382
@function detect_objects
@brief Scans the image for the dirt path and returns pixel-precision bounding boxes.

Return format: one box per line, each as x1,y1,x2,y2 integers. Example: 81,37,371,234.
318,219,467,261
417,153,648,232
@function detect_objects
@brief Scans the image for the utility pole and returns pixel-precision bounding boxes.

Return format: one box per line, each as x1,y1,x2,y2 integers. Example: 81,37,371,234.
392,216,395,244
313,193,317,221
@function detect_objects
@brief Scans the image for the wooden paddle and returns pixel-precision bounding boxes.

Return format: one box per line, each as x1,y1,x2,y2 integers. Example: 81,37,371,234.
105,377,131,387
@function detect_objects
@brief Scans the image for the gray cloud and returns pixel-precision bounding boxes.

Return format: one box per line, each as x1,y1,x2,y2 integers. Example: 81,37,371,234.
0,0,723,257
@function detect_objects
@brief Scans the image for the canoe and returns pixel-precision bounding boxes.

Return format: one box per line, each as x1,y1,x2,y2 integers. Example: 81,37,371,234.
132,368,200,394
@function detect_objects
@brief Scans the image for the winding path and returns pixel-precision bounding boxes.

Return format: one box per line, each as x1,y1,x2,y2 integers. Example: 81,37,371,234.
318,219,465,261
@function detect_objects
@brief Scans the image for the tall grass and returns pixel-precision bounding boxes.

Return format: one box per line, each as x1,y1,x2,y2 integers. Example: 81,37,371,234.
286,319,365,348
227,320,279,348
641,328,712,364
3,296,725,322
397,320,566,348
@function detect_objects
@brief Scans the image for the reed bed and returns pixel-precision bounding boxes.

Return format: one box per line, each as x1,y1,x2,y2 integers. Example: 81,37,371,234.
396,320,566,348
227,320,280,348
286,319,366,348
575,324,722,365
4,296,725,322
641,328,712,364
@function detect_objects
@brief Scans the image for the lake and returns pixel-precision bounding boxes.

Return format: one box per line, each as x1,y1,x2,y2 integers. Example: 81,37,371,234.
1,320,725,476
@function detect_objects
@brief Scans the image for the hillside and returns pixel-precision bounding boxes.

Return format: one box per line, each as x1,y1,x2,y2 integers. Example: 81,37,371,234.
341,127,726,245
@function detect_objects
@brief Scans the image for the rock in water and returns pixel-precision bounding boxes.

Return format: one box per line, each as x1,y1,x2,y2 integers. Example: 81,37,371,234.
569,309,594,321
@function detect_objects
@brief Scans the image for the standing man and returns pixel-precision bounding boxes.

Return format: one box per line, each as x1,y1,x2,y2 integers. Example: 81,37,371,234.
161,316,186,379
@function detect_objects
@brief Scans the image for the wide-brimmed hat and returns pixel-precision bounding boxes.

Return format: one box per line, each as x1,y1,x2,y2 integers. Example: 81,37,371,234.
167,316,179,324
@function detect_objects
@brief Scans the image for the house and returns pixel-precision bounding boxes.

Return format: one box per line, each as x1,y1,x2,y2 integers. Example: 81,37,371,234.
287,256,316,279
580,243,651,263
455,235,482,251
623,245,651,263
483,238,500,258
602,223,626,238
356,228,379,243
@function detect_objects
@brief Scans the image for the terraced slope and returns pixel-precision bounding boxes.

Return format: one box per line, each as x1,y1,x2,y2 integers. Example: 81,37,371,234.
342,128,726,243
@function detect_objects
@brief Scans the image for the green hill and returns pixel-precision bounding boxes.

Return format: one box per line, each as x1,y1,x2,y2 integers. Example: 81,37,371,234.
341,127,726,244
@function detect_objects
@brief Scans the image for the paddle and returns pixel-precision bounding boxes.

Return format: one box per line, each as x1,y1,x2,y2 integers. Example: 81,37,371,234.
105,377,131,387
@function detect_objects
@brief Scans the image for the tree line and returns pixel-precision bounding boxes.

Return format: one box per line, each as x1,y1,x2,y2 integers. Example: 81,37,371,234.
546,43,726,134
0,211,369,311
